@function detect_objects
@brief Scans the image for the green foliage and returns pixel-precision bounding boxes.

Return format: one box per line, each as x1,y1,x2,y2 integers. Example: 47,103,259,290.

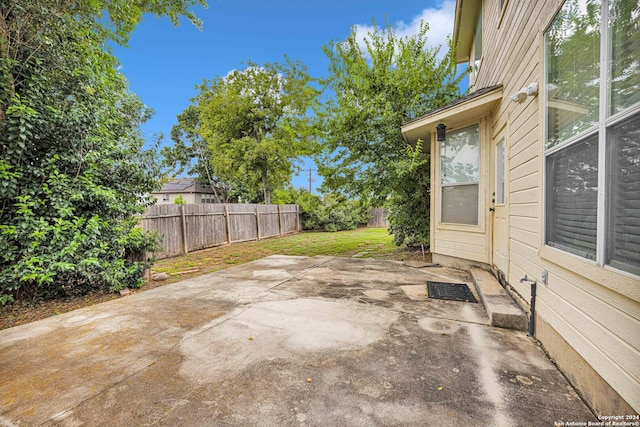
304,195,369,232
387,140,430,246
273,187,369,232
317,19,466,245
173,195,186,204
194,60,320,203
161,106,227,202
0,0,203,302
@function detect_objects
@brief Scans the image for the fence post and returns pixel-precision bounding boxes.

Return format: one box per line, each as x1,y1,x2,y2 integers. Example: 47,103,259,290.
296,205,301,232
277,205,283,236
224,204,231,244
255,205,261,241
180,204,189,255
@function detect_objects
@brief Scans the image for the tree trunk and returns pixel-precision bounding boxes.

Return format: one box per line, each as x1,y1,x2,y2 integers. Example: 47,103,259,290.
261,169,270,204
199,150,221,203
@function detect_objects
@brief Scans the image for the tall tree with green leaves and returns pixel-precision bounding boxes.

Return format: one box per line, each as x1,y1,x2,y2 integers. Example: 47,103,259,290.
317,20,465,245
162,105,226,203
0,0,206,302
195,60,319,204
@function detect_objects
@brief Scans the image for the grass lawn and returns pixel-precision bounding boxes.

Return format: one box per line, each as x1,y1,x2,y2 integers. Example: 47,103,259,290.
152,228,412,279
0,228,429,330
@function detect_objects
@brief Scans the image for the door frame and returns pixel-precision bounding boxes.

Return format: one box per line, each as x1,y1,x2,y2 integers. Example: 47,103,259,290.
491,129,509,275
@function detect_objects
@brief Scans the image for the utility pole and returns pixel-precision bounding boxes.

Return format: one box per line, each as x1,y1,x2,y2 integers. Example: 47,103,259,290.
308,168,316,192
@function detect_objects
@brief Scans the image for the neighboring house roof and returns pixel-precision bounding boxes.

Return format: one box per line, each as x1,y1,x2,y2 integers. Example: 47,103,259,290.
401,84,503,146
154,178,219,195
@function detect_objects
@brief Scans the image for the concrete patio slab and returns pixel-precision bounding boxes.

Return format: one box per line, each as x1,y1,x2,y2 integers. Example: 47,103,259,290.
0,256,596,426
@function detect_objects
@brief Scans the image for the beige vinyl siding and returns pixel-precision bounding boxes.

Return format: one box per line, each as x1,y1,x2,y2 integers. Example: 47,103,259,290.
433,117,491,264
434,230,489,263
418,0,640,410
479,0,640,411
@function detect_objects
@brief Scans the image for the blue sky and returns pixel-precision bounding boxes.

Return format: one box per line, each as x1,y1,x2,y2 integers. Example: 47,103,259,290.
113,0,457,192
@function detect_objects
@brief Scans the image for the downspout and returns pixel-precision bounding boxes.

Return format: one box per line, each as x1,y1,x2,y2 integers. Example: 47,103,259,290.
520,275,537,337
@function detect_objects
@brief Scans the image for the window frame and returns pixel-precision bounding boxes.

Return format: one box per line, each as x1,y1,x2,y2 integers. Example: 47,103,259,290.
543,0,640,280
439,124,481,227
470,7,483,88
496,139,506,205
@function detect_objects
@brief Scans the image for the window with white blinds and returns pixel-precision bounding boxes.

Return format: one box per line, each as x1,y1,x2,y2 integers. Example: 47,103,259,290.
440,125,480,225
544,0,640,277
607,115,640,275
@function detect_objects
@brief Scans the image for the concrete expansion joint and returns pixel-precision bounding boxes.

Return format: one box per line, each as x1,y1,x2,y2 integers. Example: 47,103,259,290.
186,256,337,341
262,256,335,295
416,312,491,328
42,356,164,427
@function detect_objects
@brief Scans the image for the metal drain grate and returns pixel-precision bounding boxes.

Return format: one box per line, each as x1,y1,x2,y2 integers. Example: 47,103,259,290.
427,281,478,303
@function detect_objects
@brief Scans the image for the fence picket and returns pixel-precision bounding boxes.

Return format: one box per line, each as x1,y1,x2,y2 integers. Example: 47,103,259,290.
141,203,300,259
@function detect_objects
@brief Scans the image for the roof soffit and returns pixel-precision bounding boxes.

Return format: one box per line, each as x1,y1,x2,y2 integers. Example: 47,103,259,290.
453,0,482,63
401,85,502,144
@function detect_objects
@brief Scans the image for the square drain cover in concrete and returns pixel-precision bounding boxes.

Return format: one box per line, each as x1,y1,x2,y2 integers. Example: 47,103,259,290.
427,282,478,303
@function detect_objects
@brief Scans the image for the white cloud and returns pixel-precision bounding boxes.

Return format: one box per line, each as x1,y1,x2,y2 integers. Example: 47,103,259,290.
353,0,456,58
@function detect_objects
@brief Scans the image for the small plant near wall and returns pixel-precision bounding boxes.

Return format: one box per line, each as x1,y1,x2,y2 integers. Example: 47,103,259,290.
174,195,186,205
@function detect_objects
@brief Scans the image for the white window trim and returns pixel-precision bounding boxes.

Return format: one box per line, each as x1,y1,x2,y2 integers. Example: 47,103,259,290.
469,7,483,89
438,123,483,229
496,139,506,206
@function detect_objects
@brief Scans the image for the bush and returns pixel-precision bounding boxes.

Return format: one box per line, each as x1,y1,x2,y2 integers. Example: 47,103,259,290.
386,141,431,247
272,187,369,232
302,193,369,232
0,2,163,303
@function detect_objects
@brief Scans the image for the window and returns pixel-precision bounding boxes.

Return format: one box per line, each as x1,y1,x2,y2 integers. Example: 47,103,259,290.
544,0,640,276
201,195,215,204
162,194,169,202
470,8,483,86
441,125,480,225
496,140,505,204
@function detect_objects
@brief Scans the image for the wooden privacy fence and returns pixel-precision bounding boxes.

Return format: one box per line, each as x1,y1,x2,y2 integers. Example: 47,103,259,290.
141,204,300,259
367,208,389,228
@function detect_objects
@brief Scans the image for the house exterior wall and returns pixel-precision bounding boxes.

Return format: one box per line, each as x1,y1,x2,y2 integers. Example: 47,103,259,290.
431,117,491,264
468,0,639,414
152,193,198,204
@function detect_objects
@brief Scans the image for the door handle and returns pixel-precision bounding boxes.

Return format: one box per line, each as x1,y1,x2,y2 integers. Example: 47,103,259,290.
489,208,495,212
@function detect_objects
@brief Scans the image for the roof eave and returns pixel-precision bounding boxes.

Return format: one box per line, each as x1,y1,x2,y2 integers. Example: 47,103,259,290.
453,0,482,63
401,85,503,145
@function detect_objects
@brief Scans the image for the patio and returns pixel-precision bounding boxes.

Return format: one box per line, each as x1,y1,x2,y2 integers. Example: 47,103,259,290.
0,256,596,426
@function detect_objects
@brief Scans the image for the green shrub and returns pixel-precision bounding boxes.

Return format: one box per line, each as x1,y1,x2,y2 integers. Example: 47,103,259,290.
0,1,165,303
272,187,369,232
301,193,368,232
387,141,431,247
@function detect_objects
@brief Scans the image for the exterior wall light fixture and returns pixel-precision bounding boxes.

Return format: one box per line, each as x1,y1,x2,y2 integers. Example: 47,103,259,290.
510,82,539,103
436,123,447,141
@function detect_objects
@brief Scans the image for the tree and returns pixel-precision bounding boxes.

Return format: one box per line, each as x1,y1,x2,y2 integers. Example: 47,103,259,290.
0,0,206,303
162,105,226,203
317,20,465,245
195,60,319,204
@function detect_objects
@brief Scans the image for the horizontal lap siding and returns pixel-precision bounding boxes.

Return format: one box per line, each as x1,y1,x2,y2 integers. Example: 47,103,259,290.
434,229,488,263
481,0,640,411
